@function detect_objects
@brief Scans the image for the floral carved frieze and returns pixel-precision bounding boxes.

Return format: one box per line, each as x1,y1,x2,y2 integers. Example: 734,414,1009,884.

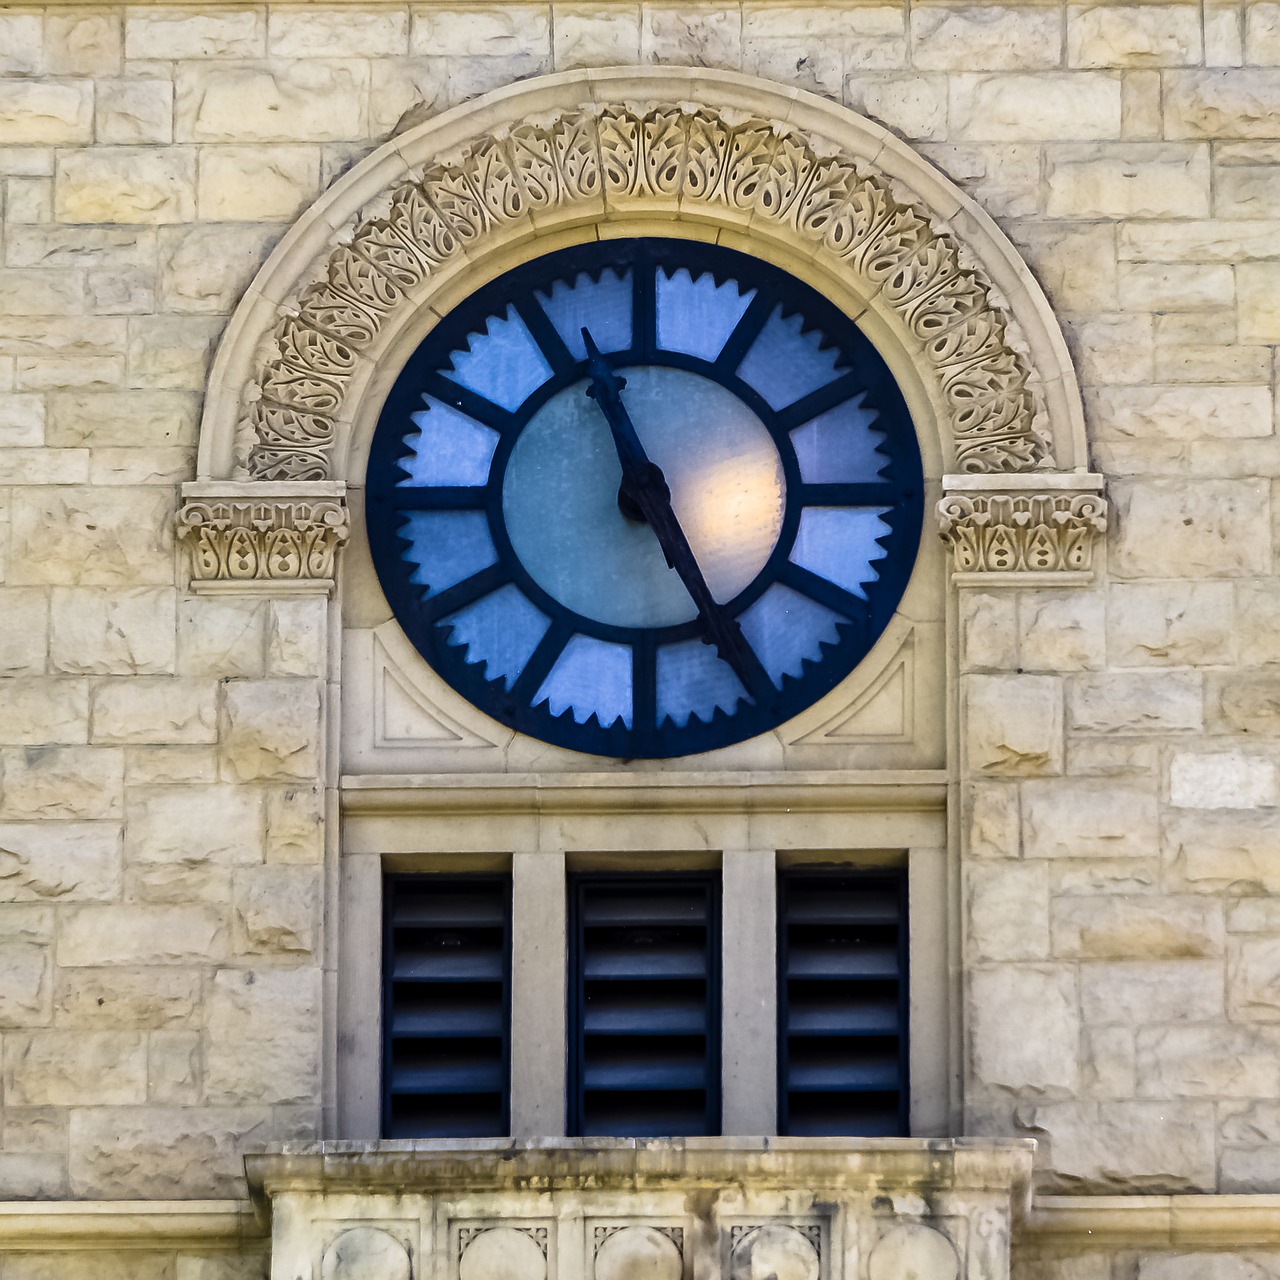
244,101,1053,482
937,475,1107,578
177,482,349,594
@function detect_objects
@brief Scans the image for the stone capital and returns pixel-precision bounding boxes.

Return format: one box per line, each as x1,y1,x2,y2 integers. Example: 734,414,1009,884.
937,473,1107,582
177,481,349,595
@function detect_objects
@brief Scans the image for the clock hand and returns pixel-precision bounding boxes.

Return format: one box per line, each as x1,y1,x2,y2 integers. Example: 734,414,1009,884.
580,327,775,706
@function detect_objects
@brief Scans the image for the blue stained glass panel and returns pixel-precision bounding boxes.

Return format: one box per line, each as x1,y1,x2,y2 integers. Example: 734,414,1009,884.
398,400,500,487
538,269,633,361
737,305,843,410
790,507,892,600
445,306,552,411
739,584,843,684
655,268,755,362
441,585,551,690
656,639,747,728
791,396,888,483
535,634,633,728
398,510,497,596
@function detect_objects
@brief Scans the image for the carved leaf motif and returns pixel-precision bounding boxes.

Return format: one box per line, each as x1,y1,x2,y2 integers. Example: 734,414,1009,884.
354,220,433,290
422,164,489,242
642,109,687,196
296,285,382,347
551,113,600,200
509,124,561,209
752,133,815,222
329,245,404,314
792,157,861,239
249,445,331,481
599,107,645,198
388,182,461,264
252,402,335,449
683,110,733,202
721,124,781,211
469,137,526,223
260,363,345,415
276,317,358,377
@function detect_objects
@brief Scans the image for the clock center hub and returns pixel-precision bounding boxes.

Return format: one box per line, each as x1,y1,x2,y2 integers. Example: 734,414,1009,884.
502,366,786,629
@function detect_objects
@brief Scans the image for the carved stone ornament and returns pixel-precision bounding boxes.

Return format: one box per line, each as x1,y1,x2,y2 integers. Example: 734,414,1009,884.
177,481,349,595
937,474,1107,580
243,100,1054,482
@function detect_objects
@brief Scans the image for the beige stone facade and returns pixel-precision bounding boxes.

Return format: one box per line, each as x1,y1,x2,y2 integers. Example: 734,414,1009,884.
2,1,1280,1277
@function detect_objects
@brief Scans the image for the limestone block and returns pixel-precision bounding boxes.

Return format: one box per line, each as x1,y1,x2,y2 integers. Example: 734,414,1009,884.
175,61,369,143
269,8,407,57
49,587,176,675
0,907,52,947
127,317,221,393
0,394,46,448
7,1254,177,1280
0,589,48,675
125,10,266,59
1028,1100,1216,1191
912,5,1060,70
959,591,1018,670
964,675,1063,776
1213,672,1280,735
149,1029,200,1103
1024,780,1158,860
1021,591,1107,672
221,680,321,783
1068,5,1201,67
1238,263,1280,344
126,785,265,865
1082,1025,1136,1097
1208,3,1245,65
128,862,232,907
745,37,843,99
57,904,227,966
1141,1257,1280,1280
411,4,549,55
92,677,217,745
1010,222,1118,311
48,389,197,448
0,943,51,1027
970,965,1079,1090
178,1257,272,1280
1170,750,1278,809
55,148,196,225
1165,69,1280,138
9,487,174,586
1118,217,1280,264
0,746,124,821
1228,937,1280,1020
92,448,194,487
6,178,53,224
68,1105,273,1197
1156,344,1273,384
1067,739,1159,776
1249,2,1280,63
965,783,1020,858
1069,671,1203,733
844,75,948,142
0,81,93,145
0,679,88,745
950,73,1122,141
748,5,905,73
0,821,120,902
234,865,319,954
1169,809,1280,889
204,966,321,1105
0,316,129,361
123,745,219,786
1138,1024,1280,1096
1079,959,1224,1023
96,79,173,145
0,13,43,73
1118,263,1235,312
0,149,53,178
1238,582,1280,666
267,598,328,677
265,785,324,864
54,967,200,1027
1221,1147,1280,1193
16,356,125,391
0,1155,68,1200
158,224,279,314
1111,479,1271,579
0,270,84,318
1214,163,1280,220
554,8,643,69
967,862,1049,961
198,146,321,222
443,52,552,104
1106,581,1234,669
641,7,742,67
368,58,449,135
4,1030,147,1105
1051,895,1223,958
46,13,122,75
178,598,266,680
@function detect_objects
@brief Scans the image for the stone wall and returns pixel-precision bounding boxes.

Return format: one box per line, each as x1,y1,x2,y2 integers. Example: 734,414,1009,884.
2,0,1279,1214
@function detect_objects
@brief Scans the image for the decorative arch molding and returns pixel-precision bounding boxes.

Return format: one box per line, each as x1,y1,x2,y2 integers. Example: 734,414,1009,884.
180,67,1104,591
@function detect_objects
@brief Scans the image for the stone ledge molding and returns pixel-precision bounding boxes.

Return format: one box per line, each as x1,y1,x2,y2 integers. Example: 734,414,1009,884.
937,472,1107,581
178,480,349,595
1021,1194,1280,1249
0,1201,264,1251
196,68,1089,491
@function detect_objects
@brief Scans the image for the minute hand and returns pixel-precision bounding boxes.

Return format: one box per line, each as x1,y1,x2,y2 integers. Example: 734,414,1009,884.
580,328,772,704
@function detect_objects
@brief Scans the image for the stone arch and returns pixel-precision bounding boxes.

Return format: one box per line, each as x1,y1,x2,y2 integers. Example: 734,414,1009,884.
194,66,1089,486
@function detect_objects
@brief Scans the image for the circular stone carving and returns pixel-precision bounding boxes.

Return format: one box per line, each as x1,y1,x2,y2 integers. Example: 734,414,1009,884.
595,1226,683,1280
867,1223,959,1280
320,1226,412,1280
459,1227,548,1280
729,1225,820,1280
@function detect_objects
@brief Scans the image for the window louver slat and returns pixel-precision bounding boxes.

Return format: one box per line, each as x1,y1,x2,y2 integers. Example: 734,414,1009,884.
778,870,908,1136
383,875,511,1138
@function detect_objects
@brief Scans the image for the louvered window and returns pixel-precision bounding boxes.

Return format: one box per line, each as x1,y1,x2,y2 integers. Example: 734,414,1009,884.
568,874,720,1137
778,869,908,1136
382,875,511,1138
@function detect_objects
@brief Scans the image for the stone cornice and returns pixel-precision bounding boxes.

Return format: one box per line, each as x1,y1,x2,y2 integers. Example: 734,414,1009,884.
1020,1194,1280,1250
0,1201,264,1250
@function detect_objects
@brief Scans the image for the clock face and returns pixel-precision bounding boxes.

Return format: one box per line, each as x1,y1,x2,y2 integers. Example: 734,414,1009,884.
366,238,923,759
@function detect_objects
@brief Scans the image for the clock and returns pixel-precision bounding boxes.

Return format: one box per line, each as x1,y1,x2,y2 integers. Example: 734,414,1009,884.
366,238,923,759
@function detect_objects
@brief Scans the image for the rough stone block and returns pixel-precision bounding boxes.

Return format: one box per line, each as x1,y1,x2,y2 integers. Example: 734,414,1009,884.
1066,739,1159,777
0,589,49,676
54,967,200,1028
175,61,369,142
125,10,265,59
1170,810,1280,889
368,58,449,135
0,943,51,1027
1091,385,1270,443
917,141,1043,219
265,785,324,864
234,865,319,954
1011,222,1119,311
844,75,948,142
971,965,1079,1090
55,148,196,224
158,224,279,314
149,1029,200,1103
1138,1024,1280,1096
0,393,45,448
1079,959,1224,1024
92,677,217,745
0,81,93,145
178,598,266,680
0,745,123,820
203,966,321,1105
0,679,88,746
49,587,176,676
1082,1025,1136,1098
1069,671,1203,733
197,146,320,221
1212,672,1280,736
1165,68,1280,137
96,79,173,145
1106,581,1235,669
0,821,120,902
554,7,643,68
1024,780,1158,860
1051,895,1223,958
221,680,321,783
967,862,1050,961
1229,937,1280,1021
123,745,219,786
1020,591,1107,672
1046,143,1209,217
269,7,407,57
1170,750,1278,809
950,72,1122,141
0,271,84,318
959,591,1018,670
1238,262,1280,344
127,785,264,866
48,390,197,449
964,675,1063,776
266,598,327,676
57,904,227,966
0,13,43,73
912,5,1060,71
1118,263,1235,311
1068,5,1201,67
4,1030,147,1105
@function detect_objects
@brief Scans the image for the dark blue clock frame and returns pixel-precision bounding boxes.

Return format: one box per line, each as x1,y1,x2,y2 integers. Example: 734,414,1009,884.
366,237,925,759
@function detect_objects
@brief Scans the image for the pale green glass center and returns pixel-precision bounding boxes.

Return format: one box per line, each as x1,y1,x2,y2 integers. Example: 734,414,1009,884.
502,367,786,629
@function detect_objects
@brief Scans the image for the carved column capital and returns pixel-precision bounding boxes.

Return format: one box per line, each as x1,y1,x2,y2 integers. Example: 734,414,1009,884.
937,473,1107,583
177,481,349,595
